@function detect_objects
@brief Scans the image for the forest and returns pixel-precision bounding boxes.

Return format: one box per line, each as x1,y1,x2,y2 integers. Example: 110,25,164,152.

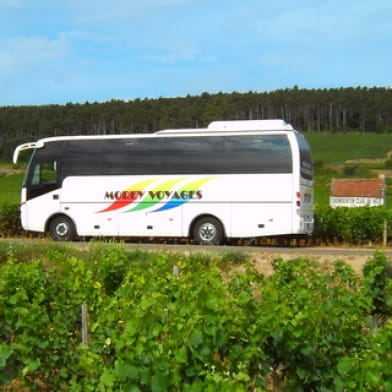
1,86,392,162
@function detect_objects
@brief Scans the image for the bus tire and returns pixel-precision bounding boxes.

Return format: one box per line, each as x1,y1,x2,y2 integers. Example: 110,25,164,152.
49,216,76,241
193,217,224,245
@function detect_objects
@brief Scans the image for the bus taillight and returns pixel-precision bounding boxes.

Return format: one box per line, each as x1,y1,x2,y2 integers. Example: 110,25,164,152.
296,192,301,206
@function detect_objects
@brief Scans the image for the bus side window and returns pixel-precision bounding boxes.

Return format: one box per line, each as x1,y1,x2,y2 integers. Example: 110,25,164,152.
31,164,41,185
31,161,57,185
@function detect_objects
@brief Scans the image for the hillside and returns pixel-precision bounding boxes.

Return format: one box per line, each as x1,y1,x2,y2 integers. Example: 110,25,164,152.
1,86,392,161
306,133,392,165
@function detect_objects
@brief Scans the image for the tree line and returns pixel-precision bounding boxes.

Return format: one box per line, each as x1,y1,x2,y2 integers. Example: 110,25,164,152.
1,86,392,162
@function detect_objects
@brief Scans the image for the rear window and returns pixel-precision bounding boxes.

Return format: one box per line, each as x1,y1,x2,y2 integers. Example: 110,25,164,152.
226,135,292,173
296,134,313,180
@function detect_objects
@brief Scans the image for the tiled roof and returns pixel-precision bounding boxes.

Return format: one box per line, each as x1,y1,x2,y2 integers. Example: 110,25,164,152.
330,178,384,198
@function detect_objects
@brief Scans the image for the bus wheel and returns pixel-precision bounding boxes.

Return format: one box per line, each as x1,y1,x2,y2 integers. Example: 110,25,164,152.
49,216,76,241
193,217,224,245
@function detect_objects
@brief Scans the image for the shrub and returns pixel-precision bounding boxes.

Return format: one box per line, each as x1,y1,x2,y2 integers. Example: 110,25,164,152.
2,242,392,390
314,206,391,244
0,204,23,237
363,251,392,317
254,258,370,390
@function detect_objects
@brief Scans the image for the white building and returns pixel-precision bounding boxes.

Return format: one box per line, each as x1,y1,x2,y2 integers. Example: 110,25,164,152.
330,178,385,208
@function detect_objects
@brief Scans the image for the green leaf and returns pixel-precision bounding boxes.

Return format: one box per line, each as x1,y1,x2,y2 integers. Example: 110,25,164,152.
337,358,353,376
23,358,41,374
296,367,308,381
365,369,381,385
151,372,170,392
115,361,138,381
205,296,220,310
189,330,203,348
175,346,188,363
199,344,211,357
0,344,13,367
100,369,114,387
123,386,141,392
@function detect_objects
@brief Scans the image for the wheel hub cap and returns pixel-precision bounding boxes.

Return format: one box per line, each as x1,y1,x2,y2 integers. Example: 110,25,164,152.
56,223,69,236
199,223,216,241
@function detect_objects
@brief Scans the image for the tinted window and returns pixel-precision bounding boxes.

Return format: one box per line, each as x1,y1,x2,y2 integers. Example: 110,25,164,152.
61,141,104,177
296,134,313,180
162,136,224,174
103,138,161,175
226,135,292,173
30,135,293,181
31,141,62,163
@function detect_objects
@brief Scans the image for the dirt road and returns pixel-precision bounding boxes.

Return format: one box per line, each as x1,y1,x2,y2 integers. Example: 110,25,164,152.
118,242,391,276
2,238,390,276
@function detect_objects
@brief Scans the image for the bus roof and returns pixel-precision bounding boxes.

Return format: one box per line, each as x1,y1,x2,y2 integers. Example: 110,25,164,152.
208,119,294,131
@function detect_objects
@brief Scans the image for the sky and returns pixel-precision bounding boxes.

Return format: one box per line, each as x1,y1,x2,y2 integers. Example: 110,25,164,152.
0,0,391,106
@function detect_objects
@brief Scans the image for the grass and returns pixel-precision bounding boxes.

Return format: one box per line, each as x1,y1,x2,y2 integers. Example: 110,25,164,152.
314,173,334,208
0,173,24,204
305,133,392,165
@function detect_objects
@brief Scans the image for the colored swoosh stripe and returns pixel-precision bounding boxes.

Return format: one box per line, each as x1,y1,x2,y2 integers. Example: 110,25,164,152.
126,177,186,212
97,178,157,213
153,177,214,212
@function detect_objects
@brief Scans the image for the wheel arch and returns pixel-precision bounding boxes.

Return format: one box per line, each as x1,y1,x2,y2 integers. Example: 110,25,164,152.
45,213,77,235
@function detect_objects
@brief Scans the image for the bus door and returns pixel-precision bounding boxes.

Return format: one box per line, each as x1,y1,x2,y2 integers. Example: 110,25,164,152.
22,159,61,232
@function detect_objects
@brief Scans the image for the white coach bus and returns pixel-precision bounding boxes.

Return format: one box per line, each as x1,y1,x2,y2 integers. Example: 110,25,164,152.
13,119,313,244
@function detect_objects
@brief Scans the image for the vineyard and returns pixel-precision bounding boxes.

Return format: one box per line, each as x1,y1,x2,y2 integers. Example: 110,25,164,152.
1,241,392,391
1,129,392,390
